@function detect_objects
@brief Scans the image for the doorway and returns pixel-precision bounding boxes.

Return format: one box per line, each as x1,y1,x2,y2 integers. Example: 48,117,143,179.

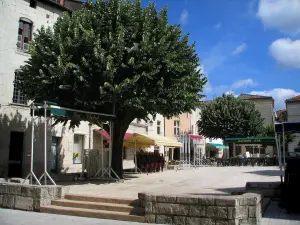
8,131,24,177
73,134,84,164
51,137,60,173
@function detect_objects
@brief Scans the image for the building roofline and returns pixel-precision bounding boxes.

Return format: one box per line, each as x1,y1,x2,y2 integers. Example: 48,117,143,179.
38,0,82,12
285,95,300,103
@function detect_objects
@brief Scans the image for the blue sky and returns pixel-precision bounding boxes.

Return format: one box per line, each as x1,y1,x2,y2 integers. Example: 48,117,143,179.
140,0,300,109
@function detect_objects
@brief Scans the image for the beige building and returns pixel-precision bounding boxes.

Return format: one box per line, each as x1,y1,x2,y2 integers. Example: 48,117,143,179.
286,95,300,152
238,94,274,126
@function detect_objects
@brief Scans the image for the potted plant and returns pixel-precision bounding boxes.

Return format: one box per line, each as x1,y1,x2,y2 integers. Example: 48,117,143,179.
73,153,79,164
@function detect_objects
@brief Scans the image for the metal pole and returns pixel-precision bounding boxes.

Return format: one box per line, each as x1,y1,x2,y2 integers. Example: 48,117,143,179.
30,104,35,184
108,121,113,177
100,123,104,177
282,123,285,166
188,134,191,167
44,102,47,185
135,135,137,173
23,103,41,185
278,134,282,179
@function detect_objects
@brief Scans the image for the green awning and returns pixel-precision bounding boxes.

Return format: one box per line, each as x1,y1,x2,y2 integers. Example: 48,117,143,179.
225,137,275,144
207,143,229,149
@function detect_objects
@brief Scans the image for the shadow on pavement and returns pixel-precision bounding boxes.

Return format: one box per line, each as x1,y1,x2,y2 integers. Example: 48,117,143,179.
263,201,300,221
244,170,281,177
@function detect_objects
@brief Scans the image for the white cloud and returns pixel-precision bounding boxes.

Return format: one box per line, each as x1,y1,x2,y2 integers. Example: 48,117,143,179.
180,10,189,25
232,79,257,89
257,0,300,34
250,88,300,109
215,22,222,29
269,38,300,68
205,79,257,95
232,43,247,55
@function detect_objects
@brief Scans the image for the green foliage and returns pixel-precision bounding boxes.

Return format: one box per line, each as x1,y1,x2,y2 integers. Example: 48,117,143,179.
197,94,264,140
16,0,206,127
260,124,295,145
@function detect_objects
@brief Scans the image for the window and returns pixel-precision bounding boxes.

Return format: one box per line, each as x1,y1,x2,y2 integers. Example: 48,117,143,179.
157,121,161,135
174,120,180,136
209,138,212,143
73,134,84,164
17,18,33,51
13,72,26,104
235,146,242,156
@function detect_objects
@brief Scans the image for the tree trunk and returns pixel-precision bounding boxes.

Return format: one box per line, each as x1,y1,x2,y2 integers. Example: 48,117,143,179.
111,119,130,179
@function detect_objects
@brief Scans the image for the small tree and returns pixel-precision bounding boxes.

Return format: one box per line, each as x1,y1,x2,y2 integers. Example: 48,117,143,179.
16,0,207,178
197,94,264,140
261,124,295,150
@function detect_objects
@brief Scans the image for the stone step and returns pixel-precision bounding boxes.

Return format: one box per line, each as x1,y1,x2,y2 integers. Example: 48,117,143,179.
52,199,145,215
64,193,140,206
40,205,145,223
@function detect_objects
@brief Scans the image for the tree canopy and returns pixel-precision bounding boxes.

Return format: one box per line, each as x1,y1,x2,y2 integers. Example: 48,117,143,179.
197,94,264,140
16,0,207,177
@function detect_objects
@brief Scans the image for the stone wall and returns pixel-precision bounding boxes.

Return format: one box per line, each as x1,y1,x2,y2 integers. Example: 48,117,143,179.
246,182,281,198
139,193,262,225
0,182,68,211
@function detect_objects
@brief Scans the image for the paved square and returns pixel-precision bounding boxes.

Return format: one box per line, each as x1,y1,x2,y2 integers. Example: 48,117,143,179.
63,167,281,199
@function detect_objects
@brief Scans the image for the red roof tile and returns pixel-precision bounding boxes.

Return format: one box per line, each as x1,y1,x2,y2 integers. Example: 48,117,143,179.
238,94,274,101
285,95,300,102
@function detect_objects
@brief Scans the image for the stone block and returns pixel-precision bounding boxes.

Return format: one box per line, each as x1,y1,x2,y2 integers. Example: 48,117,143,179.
216,220,229,225
186,217,215,225
228,219,239,225
239,194,260,206
156,215,172,224
177,196,198,205
153,203,172,214
172,204,190,216
249,206,257,218
173,216,186,225
236,206,248,219
41,187,56,198
33,198,51,211
0,184,9,194
240,218,258,225
228,207,236,219
3,195,15,208
15,196,33,210
216,198,238,207
207,206,227,219
21,186,41,198
145,201,153,213
153,203,189,216
145,214,155,223
156,195,177,203
55,186,69,199
199,197,215,206
145,194,156,202
9,184,22,195
189,205,206,217
0,195,3,207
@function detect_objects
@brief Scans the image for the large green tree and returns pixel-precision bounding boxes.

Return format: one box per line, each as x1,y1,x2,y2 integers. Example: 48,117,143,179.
197,94,264,140
16,0,207,178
